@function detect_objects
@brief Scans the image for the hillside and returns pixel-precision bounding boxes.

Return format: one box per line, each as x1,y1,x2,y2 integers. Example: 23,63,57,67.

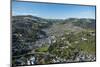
12,15,96,66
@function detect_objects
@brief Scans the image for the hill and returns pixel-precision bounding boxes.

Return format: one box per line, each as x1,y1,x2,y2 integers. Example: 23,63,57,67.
12,15,96,66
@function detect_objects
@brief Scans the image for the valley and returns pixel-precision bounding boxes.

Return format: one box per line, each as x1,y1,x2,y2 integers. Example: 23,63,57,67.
12,15,96,66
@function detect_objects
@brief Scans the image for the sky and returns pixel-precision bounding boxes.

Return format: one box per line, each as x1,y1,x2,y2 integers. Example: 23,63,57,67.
12,1,96,19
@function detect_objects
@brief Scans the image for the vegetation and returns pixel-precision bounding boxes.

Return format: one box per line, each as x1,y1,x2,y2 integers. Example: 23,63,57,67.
12,15,96,66
35,44,49,52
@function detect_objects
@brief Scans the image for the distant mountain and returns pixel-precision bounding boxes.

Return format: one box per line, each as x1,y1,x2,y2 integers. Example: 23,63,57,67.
12,15,48,23
12,15,95,29
63,18,96,29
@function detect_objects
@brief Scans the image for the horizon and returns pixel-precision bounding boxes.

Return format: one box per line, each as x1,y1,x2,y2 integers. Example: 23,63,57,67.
12,1,96,19
12,15,96,20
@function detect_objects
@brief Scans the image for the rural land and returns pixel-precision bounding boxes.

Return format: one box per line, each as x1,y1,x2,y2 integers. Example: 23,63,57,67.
12,15,96,66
